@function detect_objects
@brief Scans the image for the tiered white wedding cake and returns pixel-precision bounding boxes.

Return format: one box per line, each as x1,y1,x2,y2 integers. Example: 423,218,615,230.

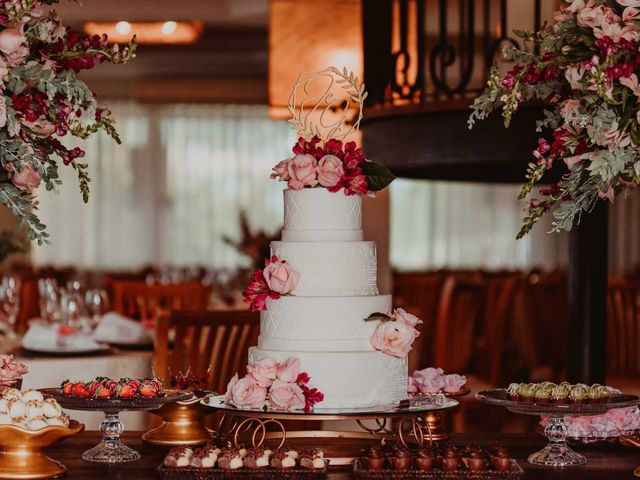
248,188,408,408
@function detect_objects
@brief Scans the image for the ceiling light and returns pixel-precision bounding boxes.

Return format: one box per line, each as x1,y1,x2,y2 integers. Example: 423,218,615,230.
84,21,203,45
115,21,131,35
161,21,177,36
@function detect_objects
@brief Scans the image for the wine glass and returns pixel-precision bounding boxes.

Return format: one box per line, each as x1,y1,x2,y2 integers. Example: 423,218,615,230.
38,278,61,323
0,276,21,338
59,289,85,332
84,289,109,330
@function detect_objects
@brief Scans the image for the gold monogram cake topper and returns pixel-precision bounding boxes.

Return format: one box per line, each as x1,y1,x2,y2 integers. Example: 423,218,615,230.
287,66,367,141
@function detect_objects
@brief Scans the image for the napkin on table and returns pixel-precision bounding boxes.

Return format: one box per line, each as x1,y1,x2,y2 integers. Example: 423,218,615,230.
22,321,103,351
93,311,153,345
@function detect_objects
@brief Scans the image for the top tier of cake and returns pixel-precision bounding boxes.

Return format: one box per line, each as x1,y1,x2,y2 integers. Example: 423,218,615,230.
282,189,362,242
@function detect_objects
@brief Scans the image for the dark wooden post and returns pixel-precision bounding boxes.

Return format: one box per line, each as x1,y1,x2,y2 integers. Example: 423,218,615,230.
567,201,608,384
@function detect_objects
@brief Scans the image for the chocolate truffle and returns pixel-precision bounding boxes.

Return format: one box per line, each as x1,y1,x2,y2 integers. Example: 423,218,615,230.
217,447,243,470
270,449,296,469
363,446,385,470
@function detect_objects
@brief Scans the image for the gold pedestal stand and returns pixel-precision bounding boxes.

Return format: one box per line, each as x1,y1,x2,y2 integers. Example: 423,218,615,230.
205,396,460,466
0,420,84,479
412,388,471,442
143,396,215,446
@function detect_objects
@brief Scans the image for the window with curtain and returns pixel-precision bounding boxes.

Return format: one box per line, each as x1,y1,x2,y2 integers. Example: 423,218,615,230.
33,103,294,270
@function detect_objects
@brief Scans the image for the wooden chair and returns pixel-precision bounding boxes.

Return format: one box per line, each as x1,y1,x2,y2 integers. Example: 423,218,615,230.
16,278,39,335
154,310,260,394
111,281,212,324
607,277,640,394
393,271,447,371
430,275,488,373
519,270,568,382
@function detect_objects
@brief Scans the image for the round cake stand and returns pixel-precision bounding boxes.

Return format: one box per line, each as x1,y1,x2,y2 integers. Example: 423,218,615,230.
477,389,640,467
39,388,191,463
202,395,459,466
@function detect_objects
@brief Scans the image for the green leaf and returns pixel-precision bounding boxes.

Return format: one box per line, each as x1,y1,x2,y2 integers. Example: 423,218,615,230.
364,312,392,322
360,161,396,191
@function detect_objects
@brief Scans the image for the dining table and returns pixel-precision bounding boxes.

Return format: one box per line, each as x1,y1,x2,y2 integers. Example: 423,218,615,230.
42,432,639,479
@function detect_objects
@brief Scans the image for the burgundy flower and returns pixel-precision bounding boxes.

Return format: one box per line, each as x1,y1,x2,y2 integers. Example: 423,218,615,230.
596,36,618,58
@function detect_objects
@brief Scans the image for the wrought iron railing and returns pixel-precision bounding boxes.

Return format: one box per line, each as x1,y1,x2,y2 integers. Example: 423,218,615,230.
363,0,553,108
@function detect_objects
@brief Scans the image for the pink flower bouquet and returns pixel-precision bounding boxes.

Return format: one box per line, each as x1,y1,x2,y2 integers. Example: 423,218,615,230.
0,1,136,244
0,354,27,386
242,256,300,312
224,356,324,412
470,0,640,237
541,406,640,442
408,367,468,395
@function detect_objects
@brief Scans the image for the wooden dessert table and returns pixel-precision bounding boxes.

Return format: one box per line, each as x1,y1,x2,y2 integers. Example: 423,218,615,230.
41,432,639,479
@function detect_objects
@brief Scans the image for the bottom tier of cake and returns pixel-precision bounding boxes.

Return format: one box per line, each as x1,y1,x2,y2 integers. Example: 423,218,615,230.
248,346,408,409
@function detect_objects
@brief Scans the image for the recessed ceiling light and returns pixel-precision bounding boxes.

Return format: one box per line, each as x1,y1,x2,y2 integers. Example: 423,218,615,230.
115,21,131,35
84,21,203,45
161,21,177,36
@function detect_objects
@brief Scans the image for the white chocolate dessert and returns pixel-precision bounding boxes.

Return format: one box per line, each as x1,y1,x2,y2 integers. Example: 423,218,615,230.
0,388,69,430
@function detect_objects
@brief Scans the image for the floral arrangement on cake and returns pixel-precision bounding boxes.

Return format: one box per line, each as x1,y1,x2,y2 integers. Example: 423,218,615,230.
0,354,27,386
242,255,300,312
271,66,395,197
541,406,640,439
0,0,136,244
365,308,422,358
225,357,324,412
469,0,640,237
271,135,395,196
408,367,468,395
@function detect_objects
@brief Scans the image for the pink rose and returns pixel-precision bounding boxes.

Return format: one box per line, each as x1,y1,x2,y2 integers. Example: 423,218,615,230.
268,379,305,410
227,375,267,409
11,164,41,191
263,259,300,295
287,154,318,190
442,374,467,393
0,354,27,385
317,154,344,188
247,357,278,388
270,159,291,181
370,320,418,358
390,308,422,328
276,357,300,383
411,368,446,394
0,27,25,56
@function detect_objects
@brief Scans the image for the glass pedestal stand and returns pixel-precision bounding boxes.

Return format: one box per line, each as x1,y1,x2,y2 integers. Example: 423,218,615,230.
528,416,585,466
81,410,140,463
477,389,640,468
38,388,192,464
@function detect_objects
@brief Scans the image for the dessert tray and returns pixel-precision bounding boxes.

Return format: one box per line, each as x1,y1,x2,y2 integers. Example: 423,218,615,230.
156,464,328,480
353,459,523,480
477,389,640,467
40,387,191,463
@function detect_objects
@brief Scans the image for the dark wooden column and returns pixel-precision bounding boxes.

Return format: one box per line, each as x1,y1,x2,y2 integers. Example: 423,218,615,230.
567,201,608,384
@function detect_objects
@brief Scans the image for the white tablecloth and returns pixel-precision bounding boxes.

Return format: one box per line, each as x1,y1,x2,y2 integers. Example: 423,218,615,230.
17,350,155,430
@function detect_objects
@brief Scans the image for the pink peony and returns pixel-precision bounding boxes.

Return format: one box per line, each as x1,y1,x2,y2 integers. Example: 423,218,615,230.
442,374,468,393
390,308,423,328
247,357,278,388
317,154,344,188
276,357,300,383
263,258,300,295
268,379,305,410
0,354,28,386
408,375,420,393
226,375,267,409
270,159,291,181
370,320,418,358
0,27,25,56
411,367,446,394
287,154,318,190
11,164,41,190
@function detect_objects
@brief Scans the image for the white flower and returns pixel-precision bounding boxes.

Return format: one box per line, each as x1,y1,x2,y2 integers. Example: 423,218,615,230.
568,0,587,13
618,0,640,7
